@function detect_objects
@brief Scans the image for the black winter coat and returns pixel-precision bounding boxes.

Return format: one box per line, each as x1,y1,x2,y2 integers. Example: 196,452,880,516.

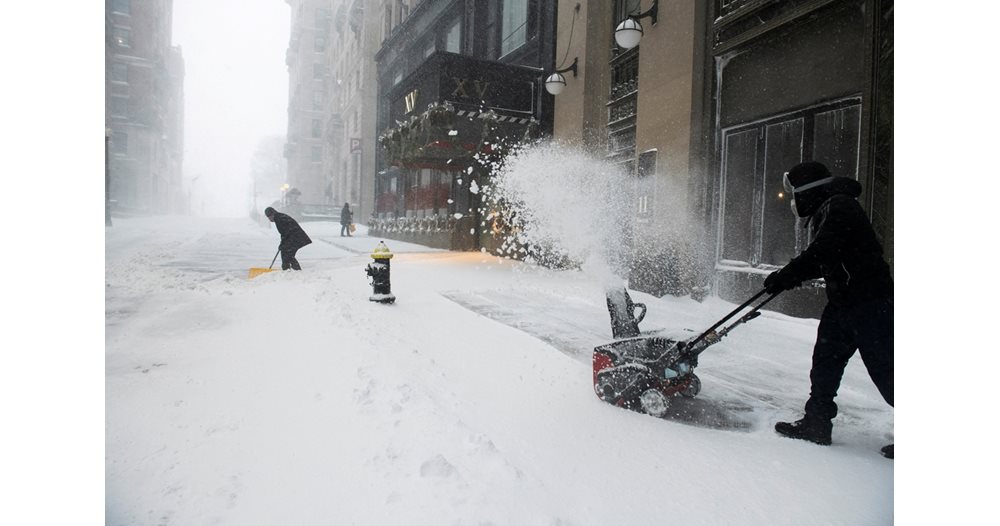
272,211,312,251
778,178,892,305
340,205,352,225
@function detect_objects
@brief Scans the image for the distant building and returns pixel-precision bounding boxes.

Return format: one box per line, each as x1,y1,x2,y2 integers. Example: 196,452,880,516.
106,0,185,215
284,0,334,207
324,0,381,221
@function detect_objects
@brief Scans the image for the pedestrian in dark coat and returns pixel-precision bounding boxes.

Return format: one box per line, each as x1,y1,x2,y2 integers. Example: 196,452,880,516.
264,207,312,270
340,202,353,237
763,161,894,458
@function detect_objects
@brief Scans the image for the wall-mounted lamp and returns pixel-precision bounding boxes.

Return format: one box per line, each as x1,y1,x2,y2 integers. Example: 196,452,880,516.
544,57,578,96
614,0,659,50
545,3,582,96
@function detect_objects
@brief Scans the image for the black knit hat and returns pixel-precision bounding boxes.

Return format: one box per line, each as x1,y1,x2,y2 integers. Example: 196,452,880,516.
785,161,832,190
264,207,276,217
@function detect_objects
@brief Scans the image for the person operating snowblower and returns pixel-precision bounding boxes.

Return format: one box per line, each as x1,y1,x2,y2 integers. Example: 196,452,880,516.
763,161,894,458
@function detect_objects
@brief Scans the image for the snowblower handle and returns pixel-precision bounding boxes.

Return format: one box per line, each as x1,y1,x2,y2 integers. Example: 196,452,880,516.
684,289,774,351
712,292,781,341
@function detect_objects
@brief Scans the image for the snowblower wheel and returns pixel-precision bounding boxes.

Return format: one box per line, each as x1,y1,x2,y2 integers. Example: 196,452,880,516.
639,389,669,418
680,375,702,398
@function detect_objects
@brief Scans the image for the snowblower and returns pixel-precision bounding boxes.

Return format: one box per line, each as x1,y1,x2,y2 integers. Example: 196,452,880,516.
593,288,779,417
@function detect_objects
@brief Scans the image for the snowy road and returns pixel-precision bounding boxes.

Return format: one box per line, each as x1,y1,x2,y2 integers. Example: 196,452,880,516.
105,216,892,525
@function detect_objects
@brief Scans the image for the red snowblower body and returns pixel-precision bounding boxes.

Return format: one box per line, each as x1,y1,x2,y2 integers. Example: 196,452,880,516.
593,289,778,417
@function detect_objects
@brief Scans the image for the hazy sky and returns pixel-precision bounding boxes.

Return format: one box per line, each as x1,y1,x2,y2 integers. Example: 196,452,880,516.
172,0,289,217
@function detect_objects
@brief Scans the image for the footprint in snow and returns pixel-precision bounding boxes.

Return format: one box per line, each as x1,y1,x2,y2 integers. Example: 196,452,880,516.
419,454,457,478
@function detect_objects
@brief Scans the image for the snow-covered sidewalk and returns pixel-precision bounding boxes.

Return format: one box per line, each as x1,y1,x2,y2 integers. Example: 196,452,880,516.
105,215,892,525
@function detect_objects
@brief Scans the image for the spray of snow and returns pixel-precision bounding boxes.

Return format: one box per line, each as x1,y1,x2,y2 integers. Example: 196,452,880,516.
483,143,632,290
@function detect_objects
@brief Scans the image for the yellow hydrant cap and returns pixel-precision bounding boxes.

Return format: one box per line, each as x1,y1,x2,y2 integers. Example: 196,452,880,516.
371,240,394,259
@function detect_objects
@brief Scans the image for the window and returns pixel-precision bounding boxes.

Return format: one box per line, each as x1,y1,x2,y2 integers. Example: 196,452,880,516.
113,27,130,47
500,0,529,56
311,119,322,138
717,98,862,269
384,5,393,40
637,196,650,214
313,63,326,80
314,35,326,52
398,0,409,23
111,63,127,82
484,3,499,58
393,70,403,86
720,129,758,265
423,38,436,58
110,97,128,117
813,105,862,180
445,18,461,53
311,146,322,163
111,131,127,154
444,18,462,53
313,90,324,111
315,8,330,31
636,150,657,217
112,0,130,15
614,0,642,28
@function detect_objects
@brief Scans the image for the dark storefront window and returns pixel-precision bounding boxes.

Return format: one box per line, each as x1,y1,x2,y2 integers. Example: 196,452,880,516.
720,129,758,264
813,105,862,180
760,119,804,265
719,98,861,269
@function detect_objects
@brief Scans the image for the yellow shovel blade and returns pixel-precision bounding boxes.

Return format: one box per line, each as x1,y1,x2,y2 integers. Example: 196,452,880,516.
248,267,277,279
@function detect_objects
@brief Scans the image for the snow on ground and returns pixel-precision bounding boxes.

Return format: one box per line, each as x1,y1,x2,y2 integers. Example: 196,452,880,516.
106,216,892,525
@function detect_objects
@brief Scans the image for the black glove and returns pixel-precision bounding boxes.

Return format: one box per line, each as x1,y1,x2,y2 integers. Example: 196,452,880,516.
764,269,798,294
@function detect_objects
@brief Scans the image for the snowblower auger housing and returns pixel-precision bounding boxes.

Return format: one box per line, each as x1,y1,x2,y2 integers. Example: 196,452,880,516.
593,289,779,417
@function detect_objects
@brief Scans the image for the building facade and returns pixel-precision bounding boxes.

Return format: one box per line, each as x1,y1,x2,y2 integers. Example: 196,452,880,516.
284,0,334,208
368,0,557,250
326,0,382,221
106,0,185,215
551,0,893,317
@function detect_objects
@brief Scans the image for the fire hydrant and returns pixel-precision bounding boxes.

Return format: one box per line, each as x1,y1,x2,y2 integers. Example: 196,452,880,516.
366,240,395,304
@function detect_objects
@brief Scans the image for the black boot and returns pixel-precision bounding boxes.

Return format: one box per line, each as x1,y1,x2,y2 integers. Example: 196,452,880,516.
775,416,832,445
880,444,893,459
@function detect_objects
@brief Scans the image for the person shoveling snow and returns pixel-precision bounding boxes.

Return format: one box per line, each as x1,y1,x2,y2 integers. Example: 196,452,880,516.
264,206,312,271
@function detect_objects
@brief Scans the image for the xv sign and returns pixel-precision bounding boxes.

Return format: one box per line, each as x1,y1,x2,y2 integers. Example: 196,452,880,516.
404,89,419,114
450,78,490,100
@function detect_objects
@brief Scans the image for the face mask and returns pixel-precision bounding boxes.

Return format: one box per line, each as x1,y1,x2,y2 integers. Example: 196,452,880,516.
783,172,799,216
783,172,834,217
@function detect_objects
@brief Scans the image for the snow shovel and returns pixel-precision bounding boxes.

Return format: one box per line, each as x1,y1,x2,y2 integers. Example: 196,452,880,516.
592,288,781,417
248,250,280,279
